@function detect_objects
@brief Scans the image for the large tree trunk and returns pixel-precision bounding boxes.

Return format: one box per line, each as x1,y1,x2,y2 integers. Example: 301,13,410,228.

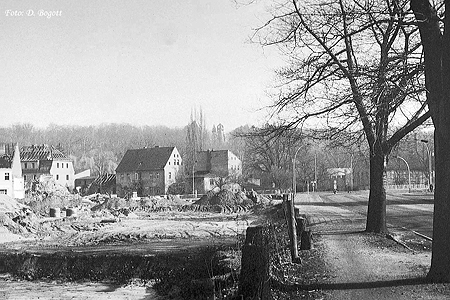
427,9,450,279
427,123,450,281
410,0,450,283
365,150,387,233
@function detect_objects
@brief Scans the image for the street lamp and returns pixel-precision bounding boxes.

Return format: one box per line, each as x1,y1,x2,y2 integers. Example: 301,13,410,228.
420,139,433,191
393,155,411,193
293,144,310,197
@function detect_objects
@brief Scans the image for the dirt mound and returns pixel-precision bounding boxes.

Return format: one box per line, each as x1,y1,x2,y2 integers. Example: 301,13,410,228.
0,194,27,213
0,195,40,237
139,195,190,211
194,189,254,206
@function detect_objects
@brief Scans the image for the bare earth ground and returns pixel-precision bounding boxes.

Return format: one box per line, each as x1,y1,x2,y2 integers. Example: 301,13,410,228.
290,192,450,300
0,209,257,299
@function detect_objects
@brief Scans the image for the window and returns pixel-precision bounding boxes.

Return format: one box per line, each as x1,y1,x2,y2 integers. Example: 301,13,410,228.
24,175,27,181
135,173,139,180
169,172,172,179
66,175,69,180
169,162,171,165
0,189,6,195
66,163,69,168
32,163,35,169
56,175,59,180
33,175,37,180
4,173,9,181
57,163,59,168
24,163,27,169
156,173,160,179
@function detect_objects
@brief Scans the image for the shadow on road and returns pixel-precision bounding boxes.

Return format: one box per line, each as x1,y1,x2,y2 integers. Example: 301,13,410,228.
274,277,428,292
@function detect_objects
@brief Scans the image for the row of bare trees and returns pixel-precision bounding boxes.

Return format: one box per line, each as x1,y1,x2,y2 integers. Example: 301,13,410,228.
247,0,450,282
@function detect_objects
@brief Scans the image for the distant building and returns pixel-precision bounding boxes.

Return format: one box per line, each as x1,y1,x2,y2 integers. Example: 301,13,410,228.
20,144,75,190
115,146,182,197
189,149,242,194
326,168,352,191
0,144,24,199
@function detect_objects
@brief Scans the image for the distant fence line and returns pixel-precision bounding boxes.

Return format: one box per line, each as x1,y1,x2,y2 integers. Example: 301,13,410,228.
385,184,429,190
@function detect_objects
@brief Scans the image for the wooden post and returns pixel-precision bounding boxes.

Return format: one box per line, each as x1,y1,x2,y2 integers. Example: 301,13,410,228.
283,194,300,263
238,226,272,300
300,230,313,250
295,217,307,237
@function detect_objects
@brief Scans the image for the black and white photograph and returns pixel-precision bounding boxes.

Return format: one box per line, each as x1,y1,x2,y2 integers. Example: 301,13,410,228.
0,0,449,299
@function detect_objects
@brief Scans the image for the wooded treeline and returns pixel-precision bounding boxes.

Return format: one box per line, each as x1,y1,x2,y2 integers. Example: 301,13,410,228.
0,122,228,176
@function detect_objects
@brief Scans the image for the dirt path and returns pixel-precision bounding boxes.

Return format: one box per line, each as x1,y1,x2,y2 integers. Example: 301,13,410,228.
320,231,449,300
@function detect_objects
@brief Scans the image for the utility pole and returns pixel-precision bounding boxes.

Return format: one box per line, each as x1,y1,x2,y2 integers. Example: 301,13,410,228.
313,152,317,192
421,140,433,191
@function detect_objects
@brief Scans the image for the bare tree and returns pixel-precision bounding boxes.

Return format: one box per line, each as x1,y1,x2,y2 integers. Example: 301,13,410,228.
410,0,450,282
254,0,429,232
238,125,304,190
184,107,209,177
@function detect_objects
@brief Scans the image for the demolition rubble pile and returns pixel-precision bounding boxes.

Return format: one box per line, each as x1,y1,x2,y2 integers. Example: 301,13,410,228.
139,194,190,212
179,189,271,214
25,176,81,216
90,194,191,216
0,195,40,240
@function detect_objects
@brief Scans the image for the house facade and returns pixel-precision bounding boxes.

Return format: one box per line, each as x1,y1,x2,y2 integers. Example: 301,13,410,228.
115,146,182,197
0,144,24,199
190,150,242,194
20,144,75,190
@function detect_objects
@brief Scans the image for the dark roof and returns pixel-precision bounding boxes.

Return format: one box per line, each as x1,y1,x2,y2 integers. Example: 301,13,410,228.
91,174,116,186
116,147,175,173
20,144,70,161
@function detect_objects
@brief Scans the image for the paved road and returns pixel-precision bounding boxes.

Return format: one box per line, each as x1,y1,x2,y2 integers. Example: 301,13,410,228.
294,190,434,239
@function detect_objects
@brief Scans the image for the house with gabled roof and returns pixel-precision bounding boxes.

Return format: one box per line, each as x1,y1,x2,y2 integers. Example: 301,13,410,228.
0,143,24,199
115,146,182,197
189,149,242,194
20,144,75,190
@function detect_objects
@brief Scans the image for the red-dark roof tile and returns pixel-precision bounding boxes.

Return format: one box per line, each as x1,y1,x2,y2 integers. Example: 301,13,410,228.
116,147,175,173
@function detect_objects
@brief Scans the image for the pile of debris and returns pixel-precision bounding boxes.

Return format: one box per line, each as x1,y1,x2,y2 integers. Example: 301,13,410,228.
24,176,81,216
195,189,254,206
89,194,191,215
139,195,191,212
0,195,40,240
179,189,257,214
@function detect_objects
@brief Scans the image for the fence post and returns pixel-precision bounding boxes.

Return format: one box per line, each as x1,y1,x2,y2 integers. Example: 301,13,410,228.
283,194,300,263
238,226,272,299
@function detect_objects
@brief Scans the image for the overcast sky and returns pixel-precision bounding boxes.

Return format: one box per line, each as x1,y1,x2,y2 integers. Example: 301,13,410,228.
0,0,282,131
